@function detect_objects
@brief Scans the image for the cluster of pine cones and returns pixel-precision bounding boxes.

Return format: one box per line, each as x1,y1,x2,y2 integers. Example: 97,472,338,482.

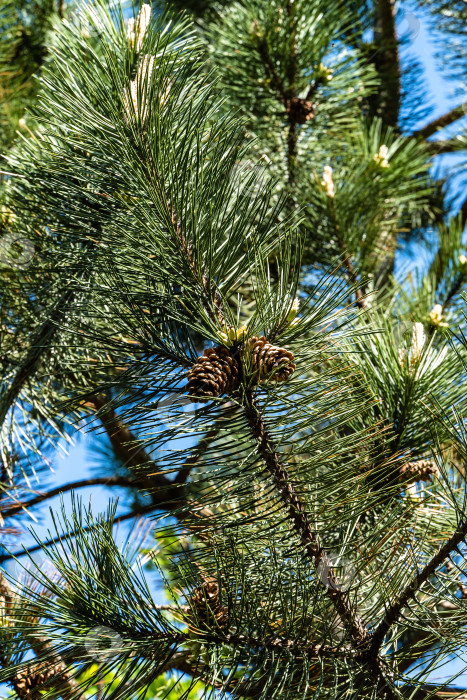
187,336,295,398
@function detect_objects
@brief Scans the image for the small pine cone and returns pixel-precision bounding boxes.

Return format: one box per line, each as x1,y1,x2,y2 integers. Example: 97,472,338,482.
399,459,438,483
15,662,63,699
247,336,295,383
187,346,239,398
15,673,40,700
286,97,315,124
188,578,229,631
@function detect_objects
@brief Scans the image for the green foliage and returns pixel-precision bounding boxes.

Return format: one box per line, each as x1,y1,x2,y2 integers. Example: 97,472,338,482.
0,0,56,151
398,214,467,325
76,666,202,699
0,0,466,698
190,0,437,284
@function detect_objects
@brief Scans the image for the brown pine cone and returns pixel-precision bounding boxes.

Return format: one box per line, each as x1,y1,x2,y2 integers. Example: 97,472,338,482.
187,346,239,398
399,459,438,484
286,97,315,124
187,578,229,631
247,336,295,383
15,662,63,699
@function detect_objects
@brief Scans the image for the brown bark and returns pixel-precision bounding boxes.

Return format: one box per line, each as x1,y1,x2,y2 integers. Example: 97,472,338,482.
372,0,401,128
242,391,370,646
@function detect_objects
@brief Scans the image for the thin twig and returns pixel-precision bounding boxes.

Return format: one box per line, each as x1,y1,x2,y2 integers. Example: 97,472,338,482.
255,36,288,105
413,103,467,140
369,520,467,654
0,476,139,518
0,503,158,562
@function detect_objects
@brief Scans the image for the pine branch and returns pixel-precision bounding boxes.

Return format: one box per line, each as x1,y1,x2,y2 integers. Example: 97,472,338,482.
328,200,367,309
240,394,402,698
461,196,467,229
286,119,298,189
135,146,225,327
369,519,467,654
414,103,467,139
0,476,139,518
394,560,467,676
426,139,465,155
254,4,316,190
342,254,368,310
159,639,367,698
0,290,73,430
4,5,465,695
242,390,370,647
255,32,288,105
395,611,456,675
0,579,376,700
90,395,181,498
0,405,224,562
91,394,222,511
285,0,298,189
372,0,400,127
203,631,358,658
91,396,156,472
443,274,466,309
173,422,227,485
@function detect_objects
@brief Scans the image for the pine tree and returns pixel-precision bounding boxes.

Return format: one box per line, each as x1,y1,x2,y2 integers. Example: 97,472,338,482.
0,0,467,698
